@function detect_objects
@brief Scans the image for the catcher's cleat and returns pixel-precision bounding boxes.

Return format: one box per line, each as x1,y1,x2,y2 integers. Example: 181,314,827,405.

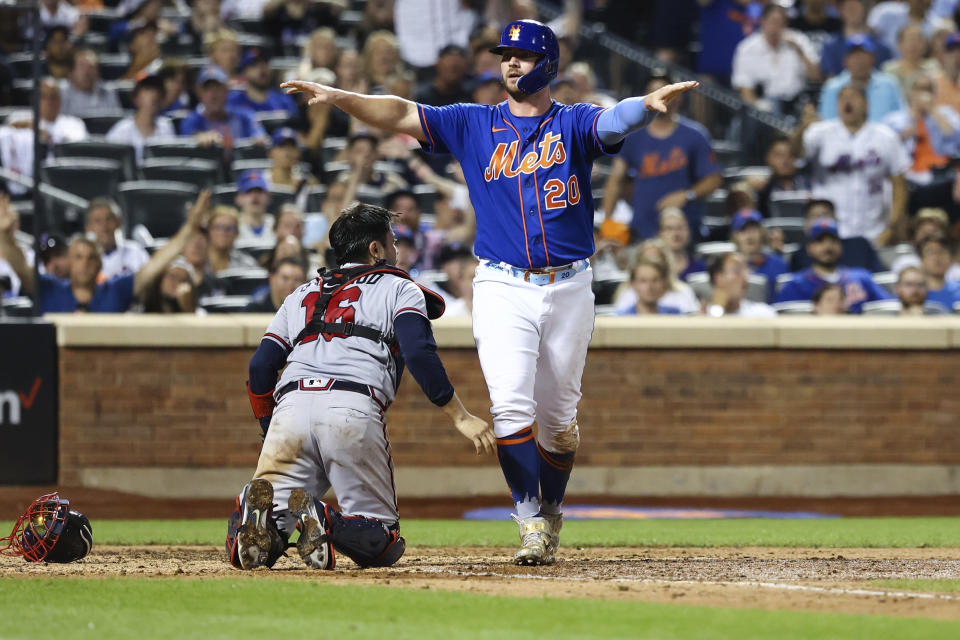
511,514,556,566
288,488,335,570
541,512,563,557
236,479,285,570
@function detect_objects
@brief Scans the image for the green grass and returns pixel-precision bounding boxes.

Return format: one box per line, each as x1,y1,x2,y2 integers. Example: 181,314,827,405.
870,579,960,594
0,578,956,640
3,517,955,548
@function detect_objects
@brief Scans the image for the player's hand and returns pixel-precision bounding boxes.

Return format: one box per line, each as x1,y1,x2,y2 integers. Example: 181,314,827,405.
281,80,338,106
644,81,699,114
454,413,496,456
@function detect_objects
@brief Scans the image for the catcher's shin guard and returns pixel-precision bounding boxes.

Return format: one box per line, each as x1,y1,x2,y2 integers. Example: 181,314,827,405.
288,488,335,570
328,508,405,568
228,479,286,569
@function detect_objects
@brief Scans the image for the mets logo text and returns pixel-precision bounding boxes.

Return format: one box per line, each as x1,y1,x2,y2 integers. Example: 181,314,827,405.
484,133,567,181
0,377,42,426
509,25,521,40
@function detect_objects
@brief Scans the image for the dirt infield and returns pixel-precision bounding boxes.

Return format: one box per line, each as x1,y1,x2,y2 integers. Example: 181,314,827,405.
3,545,959,620
3,486,960,519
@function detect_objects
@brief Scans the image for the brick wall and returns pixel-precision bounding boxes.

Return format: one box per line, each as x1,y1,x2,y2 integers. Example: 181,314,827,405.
56,347,960,485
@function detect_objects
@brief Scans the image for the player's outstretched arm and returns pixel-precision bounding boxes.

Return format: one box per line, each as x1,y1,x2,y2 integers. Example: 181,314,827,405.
596,81,700,145
281,80,427,142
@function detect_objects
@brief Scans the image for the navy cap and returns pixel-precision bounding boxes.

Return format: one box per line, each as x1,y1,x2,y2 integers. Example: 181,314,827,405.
239,47,268,72
844,34,876,55
271,127,298,147
731,209,763,231
237,170,268,193
808,218,840,241
197,66,229,86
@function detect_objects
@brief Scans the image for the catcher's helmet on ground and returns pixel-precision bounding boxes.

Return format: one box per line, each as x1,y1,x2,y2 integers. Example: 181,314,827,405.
489,19,560,95
0,492,93,563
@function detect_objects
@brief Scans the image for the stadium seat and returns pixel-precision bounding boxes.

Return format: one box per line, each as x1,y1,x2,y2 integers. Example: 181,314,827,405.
746,274,768,302
321,137,347,164
954,301,960,314
772,301,814,315
723,165,770,188
145,139,223,161
213,184,239,207
412,184,438,214
702,215,730,240
705,190,728,219
594,304,617,317
924,302,950,315
200,295,252,313
269,185,297,209
98,53,131,81
235,240,275,263
876,243,914,270
355,184,385,208
6,53,33,79
693,241,736,260
305,185,327,211
685,271,712,301
216,268,269,296
323,160,351,182
234,139,269,161
82,111,128,136
762,217,805,245
141,158,219,189
117,180,198,239
255,110,291,134
769,191,810,218
55,138,137,181
41,157,121,201
861,300,901,316
712,140,742,167
872,271,897,295
775,272,793,293
0,296,35,318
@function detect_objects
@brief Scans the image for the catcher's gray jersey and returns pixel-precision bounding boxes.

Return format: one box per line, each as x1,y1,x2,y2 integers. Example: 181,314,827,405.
263,265,429,404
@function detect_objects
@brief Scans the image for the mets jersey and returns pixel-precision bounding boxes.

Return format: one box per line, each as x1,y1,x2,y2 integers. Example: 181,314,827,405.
263,267,430,403
417,100,622,269
803,120,910,242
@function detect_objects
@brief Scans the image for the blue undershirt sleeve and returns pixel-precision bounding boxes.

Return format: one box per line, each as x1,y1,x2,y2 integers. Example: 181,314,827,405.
248,340,288,395
595,96,656,146
394,312,455,407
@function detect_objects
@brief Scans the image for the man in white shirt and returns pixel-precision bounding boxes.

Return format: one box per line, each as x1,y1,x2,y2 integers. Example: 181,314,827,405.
798,84,911,245
59,49,121,117
732,4,821,112
84,197,149,280
106,73,176,165
706,252,778,318
393,0,478,68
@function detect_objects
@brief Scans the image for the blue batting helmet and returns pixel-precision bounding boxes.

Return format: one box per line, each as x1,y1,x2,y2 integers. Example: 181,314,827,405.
489,19,559,95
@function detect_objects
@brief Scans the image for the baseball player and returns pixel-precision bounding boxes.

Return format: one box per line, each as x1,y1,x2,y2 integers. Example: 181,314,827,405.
227,202,494,571
282,20,696,565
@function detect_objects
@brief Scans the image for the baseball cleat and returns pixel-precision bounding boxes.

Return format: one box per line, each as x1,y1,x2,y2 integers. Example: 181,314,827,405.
237,479,284,570
511,514,556,566
288,488,335,570
541,512,563,557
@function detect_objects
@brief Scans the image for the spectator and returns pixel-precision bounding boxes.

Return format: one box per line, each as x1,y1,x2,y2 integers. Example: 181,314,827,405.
221,0,269,20
919,233,960,308
0,190,213,313
273,204,306,244
895,264,933,314
228,48,298,117
730,209,788,301
105,73,176,165
615,239,701,314
40,0,87,36
696,0,758,85
789,199,886,272
206,205,260,274
602,74,722,242
471,71,505,106
799,85,910,245
868,0,950,54
438,251,479,318
266,128,318,200
385,188,443,270
777,218,893,313
891,207,960,277
706,251,778,317
790,0,843,57
258,213,312,273
235,170,275,242
884,73,960,184
180,67,267,148
819,36,905,122
181,229,219,297
414,45,472,106
618,258,685,315
43,26,74,80
657,208,705,281
934,31,960,113
141,257,199,313
566,62,616,108
362,31,404,92
812,282,846,314
822,0,895,78
754,136,811,217
84,197,149,280
189,0,224,42
59,49,121,117
393,226,418,273
245,257,308,312
204,28,241,80
393,0,476,69
296,27,339,78
263,0,341,52
731,4,820,113
39,233,69,279
335,49,369,94
158,60,190,115
883,23,941,94
339,132,405,193
121,20,161,81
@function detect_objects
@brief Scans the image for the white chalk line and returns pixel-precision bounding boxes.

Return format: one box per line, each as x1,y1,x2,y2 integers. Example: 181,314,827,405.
401,567,960,601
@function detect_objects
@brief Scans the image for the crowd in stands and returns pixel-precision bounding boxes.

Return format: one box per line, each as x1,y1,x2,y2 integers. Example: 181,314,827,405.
0,0,959,319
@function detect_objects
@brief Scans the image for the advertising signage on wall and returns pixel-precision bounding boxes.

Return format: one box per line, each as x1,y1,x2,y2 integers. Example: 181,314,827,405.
0,321,57,484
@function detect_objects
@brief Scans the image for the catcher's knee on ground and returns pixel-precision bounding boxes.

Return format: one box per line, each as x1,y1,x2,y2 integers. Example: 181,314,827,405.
327,510,405,568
